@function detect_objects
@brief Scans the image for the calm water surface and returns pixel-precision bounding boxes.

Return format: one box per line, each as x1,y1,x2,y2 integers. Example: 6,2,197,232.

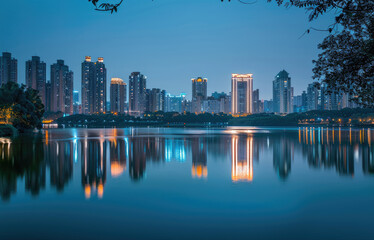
0,127,374,239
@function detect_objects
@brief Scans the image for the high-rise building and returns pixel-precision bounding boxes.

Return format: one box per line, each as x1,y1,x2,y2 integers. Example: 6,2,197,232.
81,56,93,114
273,70,293,114
129,72,147,116
146,88,165,112
51,60,73,115
252,89,260,113
165,93,186,113
93,57,107,113
191,77,208,113
231,74,253,115
73,90,80,114
81,56,107,114
0,52,17,85
110,78,127,114
306,82,320,111
264,100,273,113
26,56,46,104
45,81,52,112
202,92,231,114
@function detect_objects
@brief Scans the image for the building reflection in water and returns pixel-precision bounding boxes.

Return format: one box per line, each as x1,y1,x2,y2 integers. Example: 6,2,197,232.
109,138,127,178
191,137,208,179
231,136,253,182
298,127,374,176
273,134,293,180
81,139,107,199
1,128,374,201
128,138,147,181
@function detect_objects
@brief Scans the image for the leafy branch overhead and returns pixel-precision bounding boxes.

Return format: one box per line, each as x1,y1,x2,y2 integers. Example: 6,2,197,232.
88,0,123,13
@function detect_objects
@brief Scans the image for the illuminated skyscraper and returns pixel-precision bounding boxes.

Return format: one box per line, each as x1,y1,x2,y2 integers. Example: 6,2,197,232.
129,72,147,116
0,52,17,85
231,74,253,114
273,70,293,114
93,57,107,113
81,56,107,114
81,56,93,114
26,56,46,104
50,60,73,115
191,77,207,113
110,78,127,114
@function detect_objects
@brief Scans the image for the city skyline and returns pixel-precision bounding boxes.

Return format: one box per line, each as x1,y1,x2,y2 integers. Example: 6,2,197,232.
0,0,334,100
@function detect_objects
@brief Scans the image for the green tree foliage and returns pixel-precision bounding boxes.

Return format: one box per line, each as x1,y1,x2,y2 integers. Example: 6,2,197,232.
269,0,374,106
0,82,45,132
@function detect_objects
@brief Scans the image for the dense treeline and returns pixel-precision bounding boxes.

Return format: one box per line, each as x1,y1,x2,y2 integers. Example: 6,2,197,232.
229,108,374,126
54,108,374,128
56,112,232,127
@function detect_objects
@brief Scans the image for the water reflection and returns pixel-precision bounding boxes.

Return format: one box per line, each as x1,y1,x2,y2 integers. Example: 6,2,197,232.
0,127,373,201
231,136,253,182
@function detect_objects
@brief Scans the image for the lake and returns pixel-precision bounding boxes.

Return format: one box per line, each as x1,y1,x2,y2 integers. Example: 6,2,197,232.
0,127,373,239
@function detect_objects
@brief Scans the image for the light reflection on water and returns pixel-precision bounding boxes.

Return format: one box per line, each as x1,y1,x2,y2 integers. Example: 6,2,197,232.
0,127,374,239
0,127,373,200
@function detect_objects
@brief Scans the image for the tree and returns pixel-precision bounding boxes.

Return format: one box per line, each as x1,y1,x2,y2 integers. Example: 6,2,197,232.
269,1,374,106
0,82,45,131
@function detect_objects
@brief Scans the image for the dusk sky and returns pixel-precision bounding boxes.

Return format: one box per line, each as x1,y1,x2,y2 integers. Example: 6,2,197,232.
0,0,334,100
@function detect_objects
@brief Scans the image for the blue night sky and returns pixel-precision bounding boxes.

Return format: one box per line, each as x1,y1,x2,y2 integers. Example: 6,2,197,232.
0,0,334,100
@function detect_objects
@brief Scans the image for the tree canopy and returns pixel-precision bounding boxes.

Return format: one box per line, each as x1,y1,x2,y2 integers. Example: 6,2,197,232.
0,82,45,131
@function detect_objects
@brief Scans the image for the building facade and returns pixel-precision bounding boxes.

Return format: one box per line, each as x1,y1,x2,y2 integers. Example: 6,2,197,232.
81,56,107,114
252,89,260,114
0,52,17,85
191,77,208,113
50,60,74,115
273,70,293,114
165,93,186,113
110,78,127,114
26,56,46,104
129,72,147,116
231,74,253,115
146,88,165,112
81,56,93,114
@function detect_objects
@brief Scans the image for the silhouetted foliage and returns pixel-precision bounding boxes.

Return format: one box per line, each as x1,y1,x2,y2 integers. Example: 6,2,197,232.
0,82,45,132
56,112,232,127
268,1,374,106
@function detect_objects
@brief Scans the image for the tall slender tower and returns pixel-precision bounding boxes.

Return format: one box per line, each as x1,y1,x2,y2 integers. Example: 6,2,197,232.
273,70,293,114
26,56,46,104
93,57,107,113
0,52,17,85
231,74,253,114
81,56,94,114
129,72,147,116
51,60,73,115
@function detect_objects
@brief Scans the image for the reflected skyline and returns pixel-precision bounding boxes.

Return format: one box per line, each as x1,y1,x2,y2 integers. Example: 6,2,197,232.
0,128,374,201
